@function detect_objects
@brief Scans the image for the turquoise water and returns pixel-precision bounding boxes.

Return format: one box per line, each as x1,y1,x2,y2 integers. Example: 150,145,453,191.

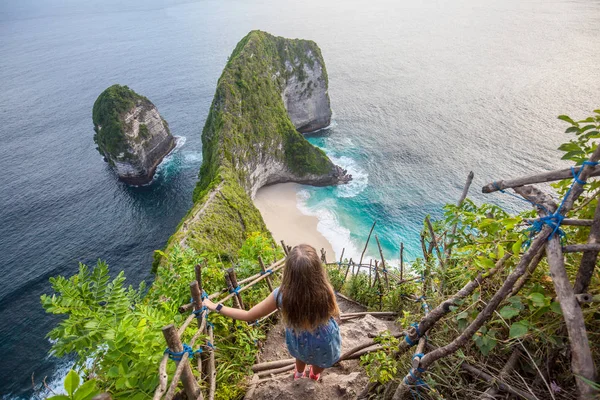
1,0,600,397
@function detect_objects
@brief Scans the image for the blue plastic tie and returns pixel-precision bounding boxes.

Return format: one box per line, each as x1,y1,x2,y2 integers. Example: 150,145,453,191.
260,269,273,276
571,166,586,185
165,344,203,361
230,285,241,294
193,305,208,318
412,353,424,361
493,161,600,248
206,341,215,349
411,322,421,338
201,290,208,300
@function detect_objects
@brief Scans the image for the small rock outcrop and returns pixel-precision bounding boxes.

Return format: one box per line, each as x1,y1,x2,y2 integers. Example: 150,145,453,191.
92,85,175,185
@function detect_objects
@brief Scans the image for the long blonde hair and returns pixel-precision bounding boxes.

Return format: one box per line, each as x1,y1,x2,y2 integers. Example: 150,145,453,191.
278,244,340,330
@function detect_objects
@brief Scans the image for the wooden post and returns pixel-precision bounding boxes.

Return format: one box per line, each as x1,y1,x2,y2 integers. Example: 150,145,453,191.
420,232,430,261
374,260,383,310
271,242,277,263
546,236,598,397
358,221,376,267
224,273,241,309
426,216,447,293
227,268,245,309
258,256,273,292
190,281,204,329
343,258,353,284
281,240,289,256
573,199,600,293
162,324,200,399
400,243,404,281
368,259,372,288
207,325,216,400
375,235,389,290
195,263,204,291
446,171,474,259
338,248,345,270
320,248,327,263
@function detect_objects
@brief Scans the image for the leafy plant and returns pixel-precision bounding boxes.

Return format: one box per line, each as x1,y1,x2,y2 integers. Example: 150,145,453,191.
47,370,100,400
360,331,400,384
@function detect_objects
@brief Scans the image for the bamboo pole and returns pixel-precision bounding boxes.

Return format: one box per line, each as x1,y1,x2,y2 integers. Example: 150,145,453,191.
207,325,216,400
563,243,600,253
358,221,376,267
446,171,474,259
280,240,289,256
524,218,593,226
546,236,597,397
153,354,169,400
479,349,521,399
162,324,201,399
227,268,244,309
425,216,446,292
481,164,600,193
343,258,352,284
368,259,372,288
461,362,535,400
571,199,599,294
190,281,204,329
515,183,599,398
374,260,383,311
400,243,404,281
237,259,285,286
195,263,204,292
375,235,389,290
257,256,273,292
224,273,241,309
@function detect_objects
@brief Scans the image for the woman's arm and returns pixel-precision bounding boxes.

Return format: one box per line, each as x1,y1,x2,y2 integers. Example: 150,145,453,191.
202,292,277,322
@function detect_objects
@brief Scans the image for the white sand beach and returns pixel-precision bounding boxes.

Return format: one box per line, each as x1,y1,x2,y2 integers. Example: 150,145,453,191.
254,183,336,261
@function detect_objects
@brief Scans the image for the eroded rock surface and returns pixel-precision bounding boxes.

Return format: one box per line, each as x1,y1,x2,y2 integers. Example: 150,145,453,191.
282,53,331,133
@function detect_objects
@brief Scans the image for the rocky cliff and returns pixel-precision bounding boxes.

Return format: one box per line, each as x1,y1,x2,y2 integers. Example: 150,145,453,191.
93,85,175,185
157,31,350,266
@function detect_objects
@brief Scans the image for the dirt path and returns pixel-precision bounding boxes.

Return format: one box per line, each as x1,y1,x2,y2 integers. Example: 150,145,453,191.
248,296,399,399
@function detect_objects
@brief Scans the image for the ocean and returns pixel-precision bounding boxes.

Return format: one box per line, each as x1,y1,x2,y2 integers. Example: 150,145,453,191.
1,0,599,397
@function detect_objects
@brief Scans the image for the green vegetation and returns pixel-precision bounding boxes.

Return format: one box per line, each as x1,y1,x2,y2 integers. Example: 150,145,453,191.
92,84,148,160
156,30,335,269
138,124,149,139
45,32,341,398
195,30,332,199
330,111,600,397
43,233,283,400
47,370,100,400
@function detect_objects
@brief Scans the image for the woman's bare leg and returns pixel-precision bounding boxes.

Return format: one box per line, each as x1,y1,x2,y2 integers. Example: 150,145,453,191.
295,359,307,374
311,365,325,375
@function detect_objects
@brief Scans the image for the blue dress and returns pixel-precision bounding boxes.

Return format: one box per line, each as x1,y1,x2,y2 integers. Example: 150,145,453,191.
272,287,342,368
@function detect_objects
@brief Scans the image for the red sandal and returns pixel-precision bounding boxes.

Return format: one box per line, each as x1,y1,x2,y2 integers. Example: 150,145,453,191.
309,366,321,381
292,367,305,381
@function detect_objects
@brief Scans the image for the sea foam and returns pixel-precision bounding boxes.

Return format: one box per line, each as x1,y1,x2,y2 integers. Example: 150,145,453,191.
296,189,360,260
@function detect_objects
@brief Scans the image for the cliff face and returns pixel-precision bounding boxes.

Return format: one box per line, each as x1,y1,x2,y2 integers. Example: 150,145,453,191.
157,31,350,266
93,85,175,185
282,52,331,133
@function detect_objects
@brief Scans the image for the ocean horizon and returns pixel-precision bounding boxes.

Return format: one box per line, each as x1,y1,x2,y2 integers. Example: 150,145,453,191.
1,0,599,397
